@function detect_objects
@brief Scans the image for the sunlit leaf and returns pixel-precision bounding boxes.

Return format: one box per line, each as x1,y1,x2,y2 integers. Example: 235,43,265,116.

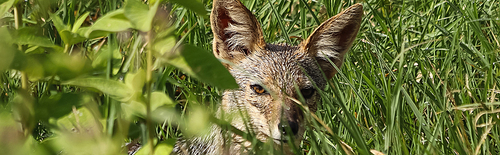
155,140,176,155
151,91,175,108
124,0,159,32
121,91,175,119
135,139,176,155
163,44,238,89
51,118,120,155
72,12,90,33
153,35,176,56
151,106,178,124
125,69,146,91
122,71,175,120
121,100,145,119
83,9,132,38
54,106,103,132
0,0,15,20
182,106,211,137
63,77,133,102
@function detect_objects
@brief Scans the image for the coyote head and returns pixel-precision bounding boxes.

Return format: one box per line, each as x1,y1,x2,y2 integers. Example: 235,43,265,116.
211,0,363,151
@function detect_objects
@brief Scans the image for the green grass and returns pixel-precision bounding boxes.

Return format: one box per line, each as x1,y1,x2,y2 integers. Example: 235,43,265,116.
0,0,499,154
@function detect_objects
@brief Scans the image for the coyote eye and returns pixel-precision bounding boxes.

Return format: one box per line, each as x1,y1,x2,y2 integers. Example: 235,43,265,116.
250,84,267,94
300,88,315,99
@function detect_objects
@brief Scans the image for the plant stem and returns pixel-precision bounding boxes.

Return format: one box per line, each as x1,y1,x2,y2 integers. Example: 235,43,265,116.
64,43,70,53
145,31,155,154
14,0,31,137
105,0,118,137
14,1,28,91
106,35,116,136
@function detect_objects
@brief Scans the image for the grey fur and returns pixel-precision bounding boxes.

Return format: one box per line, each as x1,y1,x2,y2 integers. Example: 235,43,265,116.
173,0,363,154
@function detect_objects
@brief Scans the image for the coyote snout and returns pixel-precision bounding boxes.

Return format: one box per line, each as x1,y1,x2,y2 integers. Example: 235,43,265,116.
173,0,362,154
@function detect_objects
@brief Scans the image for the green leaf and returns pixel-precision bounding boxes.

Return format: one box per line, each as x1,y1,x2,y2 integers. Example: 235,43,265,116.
0,40,44,76
0,42,15,71
9,53,43,79
40,53,93,80
116,70,174,119
52,105,120,154
163,44,238,89
121,91,175,119
59,29,87,45
125,69,146,91
51,132,121,155
151,91,175,108
0,26,12,43
14,27,60,48
182,106,211,137
50,13,70,32
151,106,178,123
124,0,159,32
91,45,120,68
169,0,207,16
5,52,92,81
155,140,176,155
83,9,132,38
72,12,90,33
121,100,144,119
0,112,33,155
36,93,89,122
153,35,176,56
0,27,89,80
78,27,109,39
135,139,176,155
63,77,133,102
54,106,103,133
0,0,15,18
0,27,16,71
50,14,87,45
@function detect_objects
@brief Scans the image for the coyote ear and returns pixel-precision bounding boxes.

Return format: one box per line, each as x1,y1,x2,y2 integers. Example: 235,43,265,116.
301,4,363,79
211,0,265,65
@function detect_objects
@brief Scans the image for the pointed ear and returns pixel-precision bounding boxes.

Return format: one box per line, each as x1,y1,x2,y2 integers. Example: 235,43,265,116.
210,0,265,65
301,3,363,79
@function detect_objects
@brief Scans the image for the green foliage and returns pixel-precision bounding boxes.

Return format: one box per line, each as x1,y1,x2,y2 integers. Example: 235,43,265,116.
163,44,239,90
0,0,499,154
83,9,132,38
0,0,14,17
0,0,234,154
124,0,159,32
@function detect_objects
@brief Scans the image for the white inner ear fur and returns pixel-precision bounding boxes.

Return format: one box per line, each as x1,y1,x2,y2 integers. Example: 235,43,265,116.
225,22,255,51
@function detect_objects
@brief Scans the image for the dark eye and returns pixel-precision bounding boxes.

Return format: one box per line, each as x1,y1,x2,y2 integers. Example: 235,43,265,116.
300,88,315,99
250,84,267,94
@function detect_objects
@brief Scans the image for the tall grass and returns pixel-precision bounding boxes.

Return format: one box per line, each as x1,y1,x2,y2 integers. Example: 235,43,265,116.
0,0,499,154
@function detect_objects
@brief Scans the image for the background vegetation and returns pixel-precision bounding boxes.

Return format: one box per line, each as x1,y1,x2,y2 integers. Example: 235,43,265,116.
0,0,499,154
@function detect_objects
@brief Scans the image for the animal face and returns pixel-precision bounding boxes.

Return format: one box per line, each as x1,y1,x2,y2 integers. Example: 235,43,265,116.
211,0,363,150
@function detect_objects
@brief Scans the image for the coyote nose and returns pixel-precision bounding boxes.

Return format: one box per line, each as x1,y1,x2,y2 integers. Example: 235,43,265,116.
279,121,299,136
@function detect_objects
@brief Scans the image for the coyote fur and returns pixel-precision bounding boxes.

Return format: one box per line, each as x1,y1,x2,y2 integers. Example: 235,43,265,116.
173,0,363,154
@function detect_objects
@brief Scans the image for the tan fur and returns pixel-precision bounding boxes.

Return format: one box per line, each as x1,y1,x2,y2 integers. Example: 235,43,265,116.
173,0,363,154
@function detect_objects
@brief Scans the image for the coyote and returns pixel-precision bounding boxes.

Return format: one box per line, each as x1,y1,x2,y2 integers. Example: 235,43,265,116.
173,0,362,154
